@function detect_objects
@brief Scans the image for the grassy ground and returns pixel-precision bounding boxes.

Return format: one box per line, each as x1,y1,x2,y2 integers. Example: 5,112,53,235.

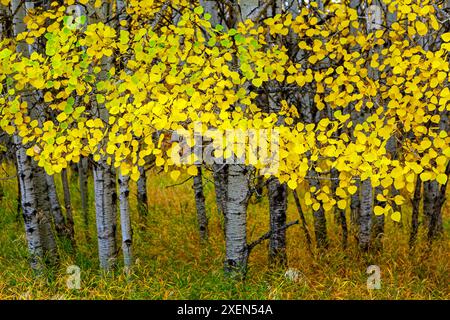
0,164,448,300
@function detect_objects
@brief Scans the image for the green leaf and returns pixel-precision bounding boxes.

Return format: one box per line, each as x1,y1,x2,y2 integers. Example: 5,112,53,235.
96,94,105,104
207,37,216,47
67,96,75,107
194,6,204,15
234,34,245,44
0,48,12,59
76,15,86,25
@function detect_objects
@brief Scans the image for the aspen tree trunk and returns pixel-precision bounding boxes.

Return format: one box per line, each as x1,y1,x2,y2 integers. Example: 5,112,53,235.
358,0,383,251
33,158,58,264
423,0,450,240
213,164,227,216
309,171,329,248
425,108,449,241
91,1,118,271
137,166,148,217
348,0,363,244
78,157,89,230
372,1,396,245
200,1,227,221
14,136,44,271
223,164,250,276
25,0,59,262
61,169,76,246
268,177,287,266
371,186,384,250
267,0,288,268
46,174,68,238
359,180,373,251
93,161,118,271
294,0,328,248
118,173,133,270
69,2,89,232
221,0,266,277
193,165,208,241
423,181,435,228
11,0,58,267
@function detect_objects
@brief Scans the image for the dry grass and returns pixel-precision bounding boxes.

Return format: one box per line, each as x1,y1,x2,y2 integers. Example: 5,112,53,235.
0,164,448,300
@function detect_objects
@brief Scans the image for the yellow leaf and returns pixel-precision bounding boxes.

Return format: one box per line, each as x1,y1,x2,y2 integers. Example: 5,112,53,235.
337,199,347,210
287,179,297,190
155,157,165,166
374,206,384,216
44,92,53,103
420,171,432,182
170,170,181,181
391,211,401,222
312,203,320,211
348,185,357,195
436,173,448,185
393,195,405,205
130,171,140,182
56,112,67,122
415,21,428,36
187,165,198,176
441,33,450,42
4,125,15,135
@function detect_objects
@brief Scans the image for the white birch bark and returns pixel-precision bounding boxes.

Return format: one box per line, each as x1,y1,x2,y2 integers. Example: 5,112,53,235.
14,136,44,271
267,0,289,267
93,161,117,271
11,0,58,268
118,173,133,270
221,0,263,277
223,164,250,276
89,1,118,271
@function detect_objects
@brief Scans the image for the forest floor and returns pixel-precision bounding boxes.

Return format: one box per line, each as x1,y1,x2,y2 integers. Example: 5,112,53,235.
0,165,448,299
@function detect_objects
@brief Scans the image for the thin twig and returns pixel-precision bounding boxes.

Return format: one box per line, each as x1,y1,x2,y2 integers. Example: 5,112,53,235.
165,176,193,188
0,175,17,181
247,220,299,252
